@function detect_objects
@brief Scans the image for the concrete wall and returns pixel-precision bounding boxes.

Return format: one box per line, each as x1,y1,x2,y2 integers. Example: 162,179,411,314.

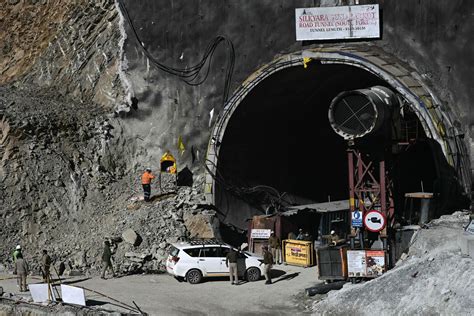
119,0,473,190
380,0,474,185
119,0,314,172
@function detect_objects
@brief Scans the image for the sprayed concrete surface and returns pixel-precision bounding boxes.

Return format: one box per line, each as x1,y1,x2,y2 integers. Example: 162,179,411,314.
0,264,317,315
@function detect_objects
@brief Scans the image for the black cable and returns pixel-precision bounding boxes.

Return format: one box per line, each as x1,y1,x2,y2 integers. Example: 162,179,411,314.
204,158,292,213
118,0,235,104
203,58,304,212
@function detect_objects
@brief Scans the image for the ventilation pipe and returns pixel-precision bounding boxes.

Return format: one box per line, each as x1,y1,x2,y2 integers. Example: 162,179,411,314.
328,86,398,140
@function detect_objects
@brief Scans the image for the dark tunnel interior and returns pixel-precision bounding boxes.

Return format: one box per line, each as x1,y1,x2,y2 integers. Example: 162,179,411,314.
215,62,388,230
213,62,469,237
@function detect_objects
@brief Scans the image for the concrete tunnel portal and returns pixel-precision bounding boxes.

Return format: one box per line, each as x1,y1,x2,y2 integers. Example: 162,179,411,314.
204,48,471,241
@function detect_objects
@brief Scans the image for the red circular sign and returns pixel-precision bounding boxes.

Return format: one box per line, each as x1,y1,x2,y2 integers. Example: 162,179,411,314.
363,210,386,232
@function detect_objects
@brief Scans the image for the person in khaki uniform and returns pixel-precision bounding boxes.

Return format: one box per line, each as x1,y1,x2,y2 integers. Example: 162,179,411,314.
225,248,239,285
101,240,116,279
41,249,52,282
260,246,274,285
14,254,29,292
268,231,281,264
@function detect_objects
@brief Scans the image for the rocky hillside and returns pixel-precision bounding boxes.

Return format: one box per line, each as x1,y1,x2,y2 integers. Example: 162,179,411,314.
0,86,121,270
1,0,126,109
0,85,219,276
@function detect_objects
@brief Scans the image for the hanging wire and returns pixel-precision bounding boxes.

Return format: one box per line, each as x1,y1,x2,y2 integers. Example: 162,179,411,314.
118,0,235,104
204,158,293,214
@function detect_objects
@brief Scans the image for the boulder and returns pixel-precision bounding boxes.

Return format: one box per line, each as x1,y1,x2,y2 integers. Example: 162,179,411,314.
71,250,87,268
122,228,139,246
183,213,217,239
125,252,149,260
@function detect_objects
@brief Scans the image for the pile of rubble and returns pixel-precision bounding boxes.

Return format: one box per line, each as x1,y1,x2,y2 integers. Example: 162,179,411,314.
45,175,219,276
101,176,219,275
0,86,218,277
311,211,474,315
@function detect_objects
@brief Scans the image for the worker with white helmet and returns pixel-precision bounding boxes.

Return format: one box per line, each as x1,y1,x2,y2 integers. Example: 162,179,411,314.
12,245,23,289
323,230,345,246
12,245,22,262
14,253,29,292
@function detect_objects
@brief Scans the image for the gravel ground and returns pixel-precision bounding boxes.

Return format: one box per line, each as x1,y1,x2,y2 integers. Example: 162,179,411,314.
0,264,319,315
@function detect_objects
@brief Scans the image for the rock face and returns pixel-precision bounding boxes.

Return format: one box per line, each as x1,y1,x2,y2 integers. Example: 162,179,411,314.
1,0,126,109
0,84,220,275
0,103,218,275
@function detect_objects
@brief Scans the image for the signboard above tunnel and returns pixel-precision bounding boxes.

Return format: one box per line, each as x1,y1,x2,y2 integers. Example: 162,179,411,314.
295,5,380,41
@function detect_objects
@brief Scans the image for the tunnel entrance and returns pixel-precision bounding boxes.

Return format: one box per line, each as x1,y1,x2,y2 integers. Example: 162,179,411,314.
216,62,387,231
205,48,471,243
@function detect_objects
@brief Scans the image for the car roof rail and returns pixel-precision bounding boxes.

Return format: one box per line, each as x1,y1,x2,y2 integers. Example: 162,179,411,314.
187,238,224,246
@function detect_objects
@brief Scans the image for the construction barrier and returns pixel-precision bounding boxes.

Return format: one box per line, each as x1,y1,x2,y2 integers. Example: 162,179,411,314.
283,239,315,267
316,246,348,281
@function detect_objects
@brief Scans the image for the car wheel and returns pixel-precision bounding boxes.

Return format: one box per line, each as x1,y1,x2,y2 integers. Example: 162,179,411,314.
246,267,261,282
186,269,203,284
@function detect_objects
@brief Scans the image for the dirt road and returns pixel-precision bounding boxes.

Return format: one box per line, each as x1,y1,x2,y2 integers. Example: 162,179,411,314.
1,264,318,315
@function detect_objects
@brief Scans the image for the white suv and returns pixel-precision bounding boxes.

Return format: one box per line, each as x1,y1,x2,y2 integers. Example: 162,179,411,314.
166,241,264,284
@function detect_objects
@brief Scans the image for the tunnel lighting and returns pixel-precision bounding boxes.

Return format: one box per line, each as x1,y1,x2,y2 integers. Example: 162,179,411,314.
328,86,398,140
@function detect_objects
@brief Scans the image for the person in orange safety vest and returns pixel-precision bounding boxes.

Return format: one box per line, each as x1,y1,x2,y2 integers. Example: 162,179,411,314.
141,168,155,201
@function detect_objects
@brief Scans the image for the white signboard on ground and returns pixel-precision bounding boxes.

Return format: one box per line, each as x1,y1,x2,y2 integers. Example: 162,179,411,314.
347,250,367,277
61,284,86,306
347,250,386,278
295,5,380,41
29,284,56,303
251,229,272,239
465,220,474,235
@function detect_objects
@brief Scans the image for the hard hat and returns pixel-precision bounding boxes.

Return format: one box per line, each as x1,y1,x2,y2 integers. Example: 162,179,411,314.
330,230,336,235
16,245,21,250
145,168,152,171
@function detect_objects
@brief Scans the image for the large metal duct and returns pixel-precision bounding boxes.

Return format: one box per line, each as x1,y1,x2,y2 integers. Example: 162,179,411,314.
328,86,398,140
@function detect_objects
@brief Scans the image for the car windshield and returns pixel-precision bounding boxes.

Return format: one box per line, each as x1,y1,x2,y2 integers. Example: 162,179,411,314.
169,246,179,257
